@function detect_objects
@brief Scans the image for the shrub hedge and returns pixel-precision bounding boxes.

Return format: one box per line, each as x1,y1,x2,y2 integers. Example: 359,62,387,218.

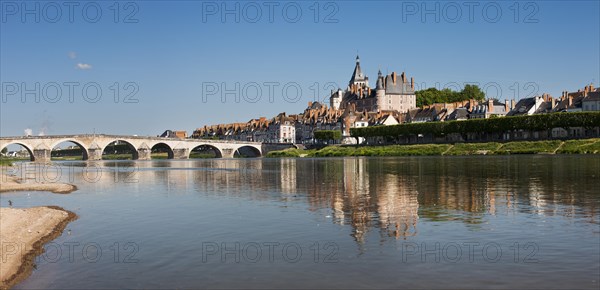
350,112,600,138
314,130,342,141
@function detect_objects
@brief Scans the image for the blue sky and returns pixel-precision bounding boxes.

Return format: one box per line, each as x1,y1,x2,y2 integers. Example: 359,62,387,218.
1,0,599,136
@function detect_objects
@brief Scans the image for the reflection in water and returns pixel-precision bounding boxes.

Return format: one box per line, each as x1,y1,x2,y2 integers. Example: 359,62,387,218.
11,156,599,237
11,156,599,236
377,174,419,239
7,155,600,289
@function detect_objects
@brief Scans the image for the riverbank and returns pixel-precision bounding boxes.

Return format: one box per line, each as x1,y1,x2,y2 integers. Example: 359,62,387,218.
0,206,77,290
0,174,77,194
266,138,600,157
0,172,78,289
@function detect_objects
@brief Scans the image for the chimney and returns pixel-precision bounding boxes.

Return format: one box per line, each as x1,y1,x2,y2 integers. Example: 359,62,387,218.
511,99,516,109
590,83,595,91
568,95,573,107
402,72,406,82
488,99,494,111
551,97,556,109
308,101,313,107
410,77,414,89
392,72,397,84
505,99,509,111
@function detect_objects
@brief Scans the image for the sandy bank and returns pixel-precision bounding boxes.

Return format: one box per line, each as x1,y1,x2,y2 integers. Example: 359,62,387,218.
0,174,77,194
0,206,77,289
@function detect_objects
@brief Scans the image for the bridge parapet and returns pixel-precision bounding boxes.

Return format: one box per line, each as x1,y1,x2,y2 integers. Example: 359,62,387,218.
0,134,268,162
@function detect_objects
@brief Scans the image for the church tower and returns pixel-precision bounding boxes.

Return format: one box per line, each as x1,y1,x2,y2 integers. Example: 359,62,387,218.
349,55,369,88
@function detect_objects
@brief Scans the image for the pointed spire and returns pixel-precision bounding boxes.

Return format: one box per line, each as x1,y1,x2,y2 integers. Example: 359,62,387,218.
349,55,367,87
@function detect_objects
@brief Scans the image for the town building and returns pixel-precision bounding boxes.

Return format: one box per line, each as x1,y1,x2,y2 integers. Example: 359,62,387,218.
507,94,554,116
269,113,296,143
160,130,188,139
470,99,512,119
581,84,599,111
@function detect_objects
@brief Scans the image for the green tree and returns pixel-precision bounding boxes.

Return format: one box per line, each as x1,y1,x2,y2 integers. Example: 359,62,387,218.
314,130,342,144
416,84,486,107
460,84,485,101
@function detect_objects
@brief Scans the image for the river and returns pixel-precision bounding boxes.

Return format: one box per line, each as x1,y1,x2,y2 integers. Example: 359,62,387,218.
4,155,599,289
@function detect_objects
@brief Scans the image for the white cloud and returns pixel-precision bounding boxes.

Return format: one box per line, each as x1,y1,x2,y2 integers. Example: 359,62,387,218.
68,51,77,59
76,63,92,70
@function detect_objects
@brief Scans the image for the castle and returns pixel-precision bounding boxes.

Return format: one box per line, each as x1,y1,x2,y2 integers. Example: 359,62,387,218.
330,55,417,113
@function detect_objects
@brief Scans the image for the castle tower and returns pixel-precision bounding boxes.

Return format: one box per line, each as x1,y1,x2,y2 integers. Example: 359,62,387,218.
375,70,385,111
330,88,343,110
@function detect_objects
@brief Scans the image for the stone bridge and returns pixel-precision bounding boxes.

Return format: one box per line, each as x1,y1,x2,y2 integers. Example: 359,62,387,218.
0,134,286,162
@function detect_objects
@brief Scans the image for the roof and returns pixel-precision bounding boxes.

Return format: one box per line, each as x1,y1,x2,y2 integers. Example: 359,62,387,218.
583,91,600,102
309,102,324,110
349,55,367,85
553,94,585,112
384,72,414,95
534,101,553,114
507,98,536,116
446,108,469,120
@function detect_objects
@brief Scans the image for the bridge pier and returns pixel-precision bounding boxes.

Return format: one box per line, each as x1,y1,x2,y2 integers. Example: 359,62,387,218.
33,149,51,163
88,144,103,161
173,148,189,159
137,148,151,160
221,148,234,158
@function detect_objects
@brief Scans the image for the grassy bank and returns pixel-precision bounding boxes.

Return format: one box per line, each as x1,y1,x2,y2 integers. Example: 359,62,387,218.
266,139,600,158
0,157,29,166
0,159,14,166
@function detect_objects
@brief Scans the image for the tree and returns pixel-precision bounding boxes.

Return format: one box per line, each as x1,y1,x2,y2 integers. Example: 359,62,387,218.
460,84,485,101
1,147,6,154
314,130,342,144
416,84,486,107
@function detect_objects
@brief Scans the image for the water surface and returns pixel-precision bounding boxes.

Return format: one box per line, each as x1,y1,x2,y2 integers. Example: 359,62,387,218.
4,155,599,289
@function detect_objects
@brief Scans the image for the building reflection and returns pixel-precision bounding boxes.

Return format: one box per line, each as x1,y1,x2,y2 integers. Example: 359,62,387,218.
39,156,599,247
376,174,419,239
280,159,296,195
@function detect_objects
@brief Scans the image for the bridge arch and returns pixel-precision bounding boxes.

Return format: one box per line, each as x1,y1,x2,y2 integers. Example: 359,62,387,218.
189,144,223,158
234,145,262,158
0,142,35,161
102,140,139,160
50,139,89,160
150,142,174,159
